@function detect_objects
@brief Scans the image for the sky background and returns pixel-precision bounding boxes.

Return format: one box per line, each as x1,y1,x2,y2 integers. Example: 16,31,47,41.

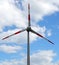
0,0,59,65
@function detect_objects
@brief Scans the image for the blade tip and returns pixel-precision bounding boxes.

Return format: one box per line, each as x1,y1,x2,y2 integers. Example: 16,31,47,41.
2,38,6,40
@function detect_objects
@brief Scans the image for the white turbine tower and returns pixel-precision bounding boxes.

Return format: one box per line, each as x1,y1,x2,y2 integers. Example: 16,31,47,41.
2,2,54,65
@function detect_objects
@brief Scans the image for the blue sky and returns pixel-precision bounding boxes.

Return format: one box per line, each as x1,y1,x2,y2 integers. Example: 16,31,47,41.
0,0,59,65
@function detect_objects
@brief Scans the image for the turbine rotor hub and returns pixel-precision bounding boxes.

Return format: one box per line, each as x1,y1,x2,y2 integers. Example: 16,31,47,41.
27,26,31,32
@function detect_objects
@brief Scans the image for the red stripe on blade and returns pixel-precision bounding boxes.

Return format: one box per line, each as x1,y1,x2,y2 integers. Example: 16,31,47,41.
14,31,21,34
36,33,43,38
28,14,30,21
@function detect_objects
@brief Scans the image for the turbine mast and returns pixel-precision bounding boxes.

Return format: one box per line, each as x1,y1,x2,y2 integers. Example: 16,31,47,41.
27,3,31,65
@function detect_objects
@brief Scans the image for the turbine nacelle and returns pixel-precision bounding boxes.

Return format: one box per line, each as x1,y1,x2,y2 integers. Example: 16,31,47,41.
27,26,31,32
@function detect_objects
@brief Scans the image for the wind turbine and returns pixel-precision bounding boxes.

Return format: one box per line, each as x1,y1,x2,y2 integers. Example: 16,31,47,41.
2,3,54,65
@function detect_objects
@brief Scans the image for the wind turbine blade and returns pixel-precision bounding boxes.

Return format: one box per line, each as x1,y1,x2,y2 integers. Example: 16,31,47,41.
31,29,54,45
2,29,26,40
28,3,31,26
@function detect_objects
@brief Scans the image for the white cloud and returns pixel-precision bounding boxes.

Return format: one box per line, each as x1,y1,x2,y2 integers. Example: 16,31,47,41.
30,50,56,64
22,0,59,21
0,44,22,53
47,30,52,36
0,1,59,65
0,0,27,29
0,50,59,65
0,0,59,44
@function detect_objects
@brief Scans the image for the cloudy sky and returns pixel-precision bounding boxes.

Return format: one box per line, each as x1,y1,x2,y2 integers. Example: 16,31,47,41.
0,0,59,65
